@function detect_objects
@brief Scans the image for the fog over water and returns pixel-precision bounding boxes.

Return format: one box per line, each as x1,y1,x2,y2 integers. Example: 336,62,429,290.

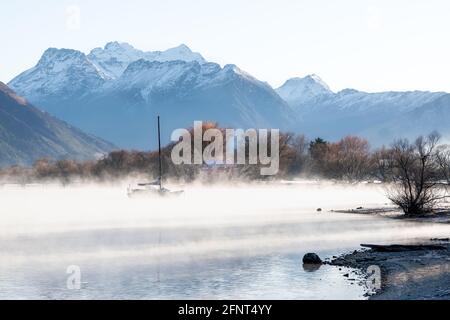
1,181,450,299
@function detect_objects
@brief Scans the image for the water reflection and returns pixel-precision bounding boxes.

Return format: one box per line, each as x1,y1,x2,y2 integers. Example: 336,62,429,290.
1,183,450,299
303,263,322,273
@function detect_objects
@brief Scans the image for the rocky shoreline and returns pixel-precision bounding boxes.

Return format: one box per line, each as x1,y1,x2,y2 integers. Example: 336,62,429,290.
329,241,450,300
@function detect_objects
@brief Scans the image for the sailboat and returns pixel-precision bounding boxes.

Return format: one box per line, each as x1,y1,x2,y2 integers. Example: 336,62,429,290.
127,116,184,198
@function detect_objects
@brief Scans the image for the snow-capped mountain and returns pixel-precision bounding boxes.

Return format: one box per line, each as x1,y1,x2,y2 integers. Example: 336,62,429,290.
277,75,448,145
67,60,295,149
87,42,206,79
0,82,115,166
276,74,334,109
9,42,207,101
105,60,266,98
9,43,296,149
9,41,450,149
369,93,450,144
9,48,108,103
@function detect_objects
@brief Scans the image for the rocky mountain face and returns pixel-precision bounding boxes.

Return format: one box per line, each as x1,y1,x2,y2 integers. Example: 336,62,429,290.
0,82,115,166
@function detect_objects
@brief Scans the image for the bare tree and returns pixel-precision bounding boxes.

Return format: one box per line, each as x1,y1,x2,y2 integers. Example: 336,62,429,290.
437,145,450,185
387,132,446,215
372,146,394,182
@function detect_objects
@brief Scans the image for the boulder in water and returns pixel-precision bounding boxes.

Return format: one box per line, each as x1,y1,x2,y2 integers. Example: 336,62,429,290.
303,253,323,265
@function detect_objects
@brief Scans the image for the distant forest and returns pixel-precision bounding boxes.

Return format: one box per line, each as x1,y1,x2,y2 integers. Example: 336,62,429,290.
2,124,450,189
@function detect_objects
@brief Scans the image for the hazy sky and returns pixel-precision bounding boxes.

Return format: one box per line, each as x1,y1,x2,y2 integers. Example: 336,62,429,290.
1,0,449,92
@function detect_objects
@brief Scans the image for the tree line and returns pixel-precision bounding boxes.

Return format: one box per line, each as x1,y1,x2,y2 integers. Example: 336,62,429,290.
1,123,450,215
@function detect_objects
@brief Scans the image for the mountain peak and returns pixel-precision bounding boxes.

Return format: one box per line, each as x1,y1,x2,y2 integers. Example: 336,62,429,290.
170,43,191,51
222,64,258,82
305,74,330,90
276,74,334,105
9,47,108,102
98,41,141,57
104,41,120,50
156,44,205,63
87,42,206,79
282,74,331,92
104,41,135,50
338,88,360,95
37,48,86,67
90,42,141,59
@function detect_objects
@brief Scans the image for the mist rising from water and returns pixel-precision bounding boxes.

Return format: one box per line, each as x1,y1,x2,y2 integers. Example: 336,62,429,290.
1,181,450,267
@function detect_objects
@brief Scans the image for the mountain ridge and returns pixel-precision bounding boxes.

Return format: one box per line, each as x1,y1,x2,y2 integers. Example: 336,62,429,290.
87,42,206,79
0,82,115,166
8,42,450,148
9,43,296,149
277,75,449,145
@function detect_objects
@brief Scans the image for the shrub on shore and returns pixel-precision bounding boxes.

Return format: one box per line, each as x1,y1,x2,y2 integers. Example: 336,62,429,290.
385,133,446,215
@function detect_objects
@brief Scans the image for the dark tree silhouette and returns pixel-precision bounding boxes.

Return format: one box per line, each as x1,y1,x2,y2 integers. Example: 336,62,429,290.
387,132,446,215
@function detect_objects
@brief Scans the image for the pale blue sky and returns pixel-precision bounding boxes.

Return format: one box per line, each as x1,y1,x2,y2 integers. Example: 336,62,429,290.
1,0,449,92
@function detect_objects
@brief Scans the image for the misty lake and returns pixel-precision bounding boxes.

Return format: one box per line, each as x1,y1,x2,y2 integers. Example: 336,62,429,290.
1,182,450,299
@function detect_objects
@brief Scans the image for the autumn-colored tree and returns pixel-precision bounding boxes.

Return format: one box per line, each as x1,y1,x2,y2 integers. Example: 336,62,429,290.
331,136,372,181
308,136,372,180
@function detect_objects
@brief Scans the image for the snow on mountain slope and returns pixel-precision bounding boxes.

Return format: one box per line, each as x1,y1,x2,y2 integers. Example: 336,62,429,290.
154,44,205,64
330,89,446,113
9,42,207,102
277,75,448,145
105,60,272,100
8,44,296,150
71,60,297,149
277,75,445,114
357,94,450,145
276,74,334,107
87,42,206,79
105,59,209,95
87,42,144,79
9,48,108,103
10,42,450,149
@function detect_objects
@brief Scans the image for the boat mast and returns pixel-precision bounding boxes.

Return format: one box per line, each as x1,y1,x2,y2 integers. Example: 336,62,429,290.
157,116,163,190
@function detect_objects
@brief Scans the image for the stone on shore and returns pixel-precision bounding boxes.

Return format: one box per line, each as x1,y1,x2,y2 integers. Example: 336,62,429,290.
303,253,323,265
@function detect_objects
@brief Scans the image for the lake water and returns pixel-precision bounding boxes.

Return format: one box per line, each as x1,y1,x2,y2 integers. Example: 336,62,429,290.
1,182,450,300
